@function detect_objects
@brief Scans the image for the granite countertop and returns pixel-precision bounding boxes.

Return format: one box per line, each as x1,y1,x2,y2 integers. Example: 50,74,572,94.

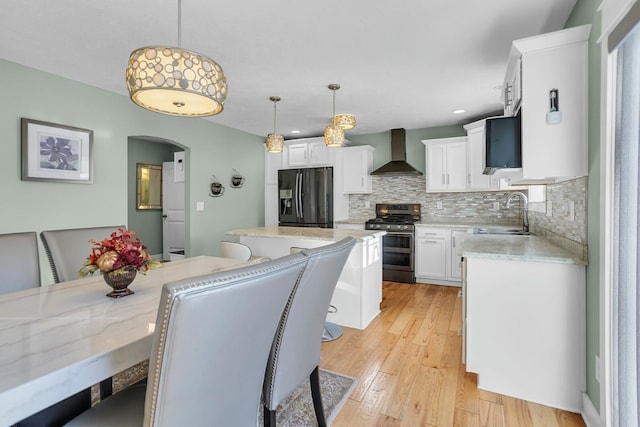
226,226,385,242
461,234,586,265
335,218,369,225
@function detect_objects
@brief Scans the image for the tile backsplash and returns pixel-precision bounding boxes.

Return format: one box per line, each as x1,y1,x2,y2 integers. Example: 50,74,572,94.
528,177,588,261
349,175,522,224
348,175,588,261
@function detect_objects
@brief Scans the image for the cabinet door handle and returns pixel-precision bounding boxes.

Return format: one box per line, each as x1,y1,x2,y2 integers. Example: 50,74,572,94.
446,174,450,185
422,232,437,235
452,236,456,248
468,173,471,185
442,174,446,186
361,177,364,187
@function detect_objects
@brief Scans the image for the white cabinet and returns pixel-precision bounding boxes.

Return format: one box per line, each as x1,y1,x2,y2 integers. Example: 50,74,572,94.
503,57,522,117
504,25,591,183
449,229,467,281
415,228,447,279
284,138,332,168
465,256,585,411
423,137,468,192
415,226,467,286
341,146,374,193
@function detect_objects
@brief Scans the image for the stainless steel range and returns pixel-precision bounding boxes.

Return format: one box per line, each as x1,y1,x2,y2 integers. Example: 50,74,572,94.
365,203,421,283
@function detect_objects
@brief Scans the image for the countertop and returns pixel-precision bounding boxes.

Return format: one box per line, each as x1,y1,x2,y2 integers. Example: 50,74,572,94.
461,234,586,265
226,226,385,242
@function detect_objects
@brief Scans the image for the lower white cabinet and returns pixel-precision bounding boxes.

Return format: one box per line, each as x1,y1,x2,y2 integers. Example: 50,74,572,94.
415,226,467,286
464,256,585,411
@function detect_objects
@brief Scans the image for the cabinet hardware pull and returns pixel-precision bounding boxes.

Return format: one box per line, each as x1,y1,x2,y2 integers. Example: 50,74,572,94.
457,290,463,298
452,236,456,248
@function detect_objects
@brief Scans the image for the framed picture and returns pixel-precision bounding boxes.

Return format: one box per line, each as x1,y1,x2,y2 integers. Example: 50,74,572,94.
21,118,93,183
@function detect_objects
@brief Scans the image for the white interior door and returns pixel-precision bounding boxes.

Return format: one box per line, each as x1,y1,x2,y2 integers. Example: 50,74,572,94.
162,161,185,260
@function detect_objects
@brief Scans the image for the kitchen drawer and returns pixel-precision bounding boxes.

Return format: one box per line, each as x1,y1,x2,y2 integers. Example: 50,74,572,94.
415,227,449,239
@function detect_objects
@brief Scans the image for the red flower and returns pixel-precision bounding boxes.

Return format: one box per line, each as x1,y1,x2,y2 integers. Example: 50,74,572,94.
79,228,160,277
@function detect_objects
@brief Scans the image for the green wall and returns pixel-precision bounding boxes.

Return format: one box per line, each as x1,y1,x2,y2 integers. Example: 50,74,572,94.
127,137,177,256
0,58,265,285
566,0,602,412
347,125,466,174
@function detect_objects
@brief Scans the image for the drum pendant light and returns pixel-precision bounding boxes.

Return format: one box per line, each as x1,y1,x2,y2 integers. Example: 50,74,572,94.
266,96,284,153
125,0,227,117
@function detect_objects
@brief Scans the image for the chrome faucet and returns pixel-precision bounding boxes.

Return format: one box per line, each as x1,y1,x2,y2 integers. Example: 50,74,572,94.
505,192,529,232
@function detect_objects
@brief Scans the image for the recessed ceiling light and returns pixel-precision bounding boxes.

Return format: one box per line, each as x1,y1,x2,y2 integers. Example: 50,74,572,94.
290,130,301,134
452,109,466,114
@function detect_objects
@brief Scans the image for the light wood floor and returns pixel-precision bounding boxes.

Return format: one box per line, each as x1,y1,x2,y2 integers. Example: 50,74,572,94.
320,281,586,427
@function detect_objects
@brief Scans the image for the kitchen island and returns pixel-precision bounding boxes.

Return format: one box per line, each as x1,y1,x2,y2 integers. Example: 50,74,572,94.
226,227,385,329
460,234,586,412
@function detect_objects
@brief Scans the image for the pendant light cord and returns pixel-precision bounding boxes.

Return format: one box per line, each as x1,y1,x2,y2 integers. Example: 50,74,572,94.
332,89,336,117
177,0,182,48
273,100,277,133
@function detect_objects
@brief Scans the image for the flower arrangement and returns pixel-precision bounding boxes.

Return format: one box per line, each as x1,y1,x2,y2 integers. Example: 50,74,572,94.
79,228,161,277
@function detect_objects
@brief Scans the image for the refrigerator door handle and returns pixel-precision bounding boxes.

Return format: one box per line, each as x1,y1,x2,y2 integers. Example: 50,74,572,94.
298,172,303,219
296,172,301,218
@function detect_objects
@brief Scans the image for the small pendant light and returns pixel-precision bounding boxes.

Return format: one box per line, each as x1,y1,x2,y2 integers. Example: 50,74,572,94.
266,96,284,153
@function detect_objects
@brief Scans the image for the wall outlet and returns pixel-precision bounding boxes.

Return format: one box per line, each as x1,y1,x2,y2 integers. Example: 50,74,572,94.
365,201,371,209
568,201,575,221
436,201,443,209
595,354,600,383
493,202,500,210
196,201,205,211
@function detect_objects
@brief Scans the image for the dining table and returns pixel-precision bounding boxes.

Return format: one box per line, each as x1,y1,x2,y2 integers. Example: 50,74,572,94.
0,255,249,426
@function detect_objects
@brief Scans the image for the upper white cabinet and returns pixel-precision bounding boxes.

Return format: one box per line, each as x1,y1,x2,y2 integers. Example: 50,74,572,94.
504,25,591,183
423,137,468,192
284,138,332,168
341,145,374,194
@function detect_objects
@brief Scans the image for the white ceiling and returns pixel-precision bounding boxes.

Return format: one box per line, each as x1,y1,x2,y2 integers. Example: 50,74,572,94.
0,0,576,139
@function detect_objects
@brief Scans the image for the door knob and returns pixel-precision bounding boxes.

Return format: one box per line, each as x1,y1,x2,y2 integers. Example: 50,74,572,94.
162,214,168,219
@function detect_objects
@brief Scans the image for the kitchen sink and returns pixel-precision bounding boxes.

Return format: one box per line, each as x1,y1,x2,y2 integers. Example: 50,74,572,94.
473,227,533,236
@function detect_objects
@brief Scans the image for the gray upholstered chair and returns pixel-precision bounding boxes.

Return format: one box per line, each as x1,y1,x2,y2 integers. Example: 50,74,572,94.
40,225,126,283
65,252,309,427
263,237,356,427
0,231,40,294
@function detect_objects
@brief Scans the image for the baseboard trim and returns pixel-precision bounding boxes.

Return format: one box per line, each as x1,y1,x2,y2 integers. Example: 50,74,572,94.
582,393,603,427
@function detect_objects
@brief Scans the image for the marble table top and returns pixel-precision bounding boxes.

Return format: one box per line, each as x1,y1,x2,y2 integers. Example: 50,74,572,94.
226,226,385,242
461,234,586,265
0,256,248,425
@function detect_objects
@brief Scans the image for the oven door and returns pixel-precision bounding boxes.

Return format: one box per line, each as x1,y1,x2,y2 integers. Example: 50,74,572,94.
382,231,414,271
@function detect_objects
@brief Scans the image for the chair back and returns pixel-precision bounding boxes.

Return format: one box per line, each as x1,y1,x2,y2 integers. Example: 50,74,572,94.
144,252,308,427
220,240,252,261
40,225,125,283
263,237,355,409
0,232,40,294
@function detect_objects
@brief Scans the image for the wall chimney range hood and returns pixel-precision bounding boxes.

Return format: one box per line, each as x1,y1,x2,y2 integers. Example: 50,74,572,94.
371,128,423,176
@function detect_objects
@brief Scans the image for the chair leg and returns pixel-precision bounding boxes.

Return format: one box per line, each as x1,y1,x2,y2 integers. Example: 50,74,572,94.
263,405,277,427
310,366,327,427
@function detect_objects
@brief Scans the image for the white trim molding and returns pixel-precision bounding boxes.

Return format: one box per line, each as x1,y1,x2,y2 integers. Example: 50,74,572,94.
583,393,605,427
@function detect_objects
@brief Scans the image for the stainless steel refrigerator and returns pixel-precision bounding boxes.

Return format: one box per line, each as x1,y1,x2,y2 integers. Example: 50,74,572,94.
278,167,333,228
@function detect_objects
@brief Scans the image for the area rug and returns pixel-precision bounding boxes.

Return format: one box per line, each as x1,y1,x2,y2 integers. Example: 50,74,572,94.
258,369,357,427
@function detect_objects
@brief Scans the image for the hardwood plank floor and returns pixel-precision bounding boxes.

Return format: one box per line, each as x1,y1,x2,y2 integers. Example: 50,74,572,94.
321,281,586,427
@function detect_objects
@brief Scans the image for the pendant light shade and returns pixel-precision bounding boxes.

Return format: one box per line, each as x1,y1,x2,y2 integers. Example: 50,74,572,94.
126,47,227,117
332,114,356,130
266,96,284,153
125,0,227,117
324,124,345,148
